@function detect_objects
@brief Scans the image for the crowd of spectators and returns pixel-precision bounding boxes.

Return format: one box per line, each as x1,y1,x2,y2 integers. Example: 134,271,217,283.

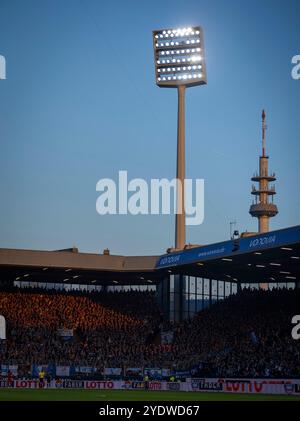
0,289,161,369
0,286,299,378
170,288,300,377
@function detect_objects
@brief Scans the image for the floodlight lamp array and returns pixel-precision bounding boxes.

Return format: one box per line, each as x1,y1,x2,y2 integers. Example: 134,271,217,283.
153,26,207,87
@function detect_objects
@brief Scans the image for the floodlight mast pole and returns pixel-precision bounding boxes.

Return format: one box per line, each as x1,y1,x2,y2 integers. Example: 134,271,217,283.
175,85,186,250
153,26,206,251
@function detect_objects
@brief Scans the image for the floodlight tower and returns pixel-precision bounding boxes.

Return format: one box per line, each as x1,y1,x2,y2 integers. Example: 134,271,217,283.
153,26,207,250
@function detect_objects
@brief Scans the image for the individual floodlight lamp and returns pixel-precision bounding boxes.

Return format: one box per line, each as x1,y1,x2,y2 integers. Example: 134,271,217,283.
152,26,207,250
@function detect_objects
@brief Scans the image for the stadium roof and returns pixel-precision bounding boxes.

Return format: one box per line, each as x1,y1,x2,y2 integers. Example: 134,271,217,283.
0,248,160,285
156,225,300,283
0,225,299,286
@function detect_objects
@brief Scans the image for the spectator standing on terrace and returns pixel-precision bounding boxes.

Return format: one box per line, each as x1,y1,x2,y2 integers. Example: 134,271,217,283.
38,369,45,388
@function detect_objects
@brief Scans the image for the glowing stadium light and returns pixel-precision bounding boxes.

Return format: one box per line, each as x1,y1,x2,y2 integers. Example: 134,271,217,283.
152,26,207,250
191,55,201,62
153,26,206,88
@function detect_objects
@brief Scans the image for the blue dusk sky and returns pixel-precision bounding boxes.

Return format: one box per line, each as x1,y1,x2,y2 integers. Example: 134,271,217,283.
0,0,299,255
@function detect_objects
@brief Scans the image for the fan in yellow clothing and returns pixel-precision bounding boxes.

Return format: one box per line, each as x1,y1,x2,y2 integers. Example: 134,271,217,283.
38,369,45,388
144,374,149,390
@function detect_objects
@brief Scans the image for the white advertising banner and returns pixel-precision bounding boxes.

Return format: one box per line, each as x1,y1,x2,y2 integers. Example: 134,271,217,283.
0,378,299,395
56,366,70,377
1,364,18,376
104,368,122,376
188,378,300,395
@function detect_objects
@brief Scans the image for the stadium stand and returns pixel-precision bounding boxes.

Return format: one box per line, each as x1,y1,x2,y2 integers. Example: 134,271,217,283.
0,286,299,379
171,288,300,377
